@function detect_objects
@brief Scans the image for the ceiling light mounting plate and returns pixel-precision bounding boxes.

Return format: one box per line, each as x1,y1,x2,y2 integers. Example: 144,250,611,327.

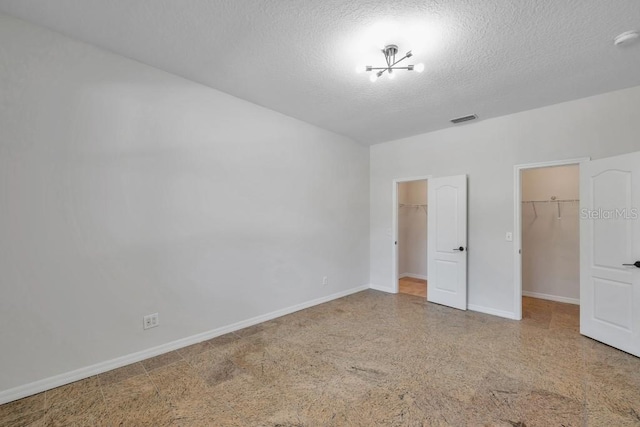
383,44,399,57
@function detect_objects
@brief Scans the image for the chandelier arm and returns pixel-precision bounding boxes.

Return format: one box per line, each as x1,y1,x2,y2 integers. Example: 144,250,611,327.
369,66,413,70
390,55,410,67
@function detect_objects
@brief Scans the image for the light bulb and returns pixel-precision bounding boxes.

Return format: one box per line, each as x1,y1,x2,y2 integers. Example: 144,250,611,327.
369,73,378,82
415,63,425,73
355,65,366,74
388,70,395,79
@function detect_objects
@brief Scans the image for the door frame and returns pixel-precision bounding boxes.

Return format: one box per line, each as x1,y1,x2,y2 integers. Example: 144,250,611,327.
392,175,431,293
513,157,590,320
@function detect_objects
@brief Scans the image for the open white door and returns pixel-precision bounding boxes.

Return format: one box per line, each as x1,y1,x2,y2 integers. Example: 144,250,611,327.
427,175,467,310
580,151,640,357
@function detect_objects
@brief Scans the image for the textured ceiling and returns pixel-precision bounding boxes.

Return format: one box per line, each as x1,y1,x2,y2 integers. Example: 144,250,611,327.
1,1,640,144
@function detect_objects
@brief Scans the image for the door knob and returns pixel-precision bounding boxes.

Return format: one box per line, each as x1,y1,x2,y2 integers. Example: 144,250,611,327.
453,246,465,252
623,261,640,268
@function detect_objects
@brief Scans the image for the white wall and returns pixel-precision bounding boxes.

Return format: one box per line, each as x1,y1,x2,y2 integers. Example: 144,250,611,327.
0,14,369,397
522,166,580,303
398,181,427,278
371,85,640,317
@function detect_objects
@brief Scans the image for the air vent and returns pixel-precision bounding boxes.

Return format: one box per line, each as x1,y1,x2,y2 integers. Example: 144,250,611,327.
450,114,477,124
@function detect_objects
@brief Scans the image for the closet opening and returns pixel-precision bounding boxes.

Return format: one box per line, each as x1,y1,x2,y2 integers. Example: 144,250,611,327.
396,179,428,297
518,163,580,327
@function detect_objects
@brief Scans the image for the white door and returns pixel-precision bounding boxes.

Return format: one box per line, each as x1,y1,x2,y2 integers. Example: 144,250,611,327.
427,175,468,310
580,151,640,357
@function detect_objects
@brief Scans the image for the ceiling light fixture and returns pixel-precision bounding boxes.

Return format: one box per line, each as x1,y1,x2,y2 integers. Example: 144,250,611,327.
358,44,424,82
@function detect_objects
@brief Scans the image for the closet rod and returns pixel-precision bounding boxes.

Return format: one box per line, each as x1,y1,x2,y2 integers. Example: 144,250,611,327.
399,203,427,214
522,199,579,219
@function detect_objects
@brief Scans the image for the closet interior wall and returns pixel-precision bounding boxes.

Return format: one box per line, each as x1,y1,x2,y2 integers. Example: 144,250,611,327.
522,165,580,304
398,180,428,280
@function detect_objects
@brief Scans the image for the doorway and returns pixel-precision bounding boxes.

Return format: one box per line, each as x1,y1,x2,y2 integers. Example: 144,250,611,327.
521,164,580,327
397,179,428,297
513,152,640,357
514,158,587,321
392,174,468,309
393,176,430,298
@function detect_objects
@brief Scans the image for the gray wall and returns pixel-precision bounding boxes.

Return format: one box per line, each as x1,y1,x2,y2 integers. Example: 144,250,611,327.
0,14,370,395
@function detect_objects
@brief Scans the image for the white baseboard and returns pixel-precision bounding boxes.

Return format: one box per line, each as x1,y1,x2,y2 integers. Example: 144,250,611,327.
522,291,579,305
369,284,396,293
0,284,370,405
468,304,519,320
399,273,428,281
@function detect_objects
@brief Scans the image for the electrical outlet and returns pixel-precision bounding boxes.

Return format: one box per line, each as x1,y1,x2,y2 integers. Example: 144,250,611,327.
143,313,159,330
505,232,513,242
322,276,328,286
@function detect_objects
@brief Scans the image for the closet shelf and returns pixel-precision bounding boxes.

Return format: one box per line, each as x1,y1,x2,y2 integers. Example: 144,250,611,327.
521,199,579,203
399,203,427,214
522,199,579,219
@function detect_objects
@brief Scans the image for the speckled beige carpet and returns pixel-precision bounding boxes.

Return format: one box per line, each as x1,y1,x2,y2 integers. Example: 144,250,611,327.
1,291,638,426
